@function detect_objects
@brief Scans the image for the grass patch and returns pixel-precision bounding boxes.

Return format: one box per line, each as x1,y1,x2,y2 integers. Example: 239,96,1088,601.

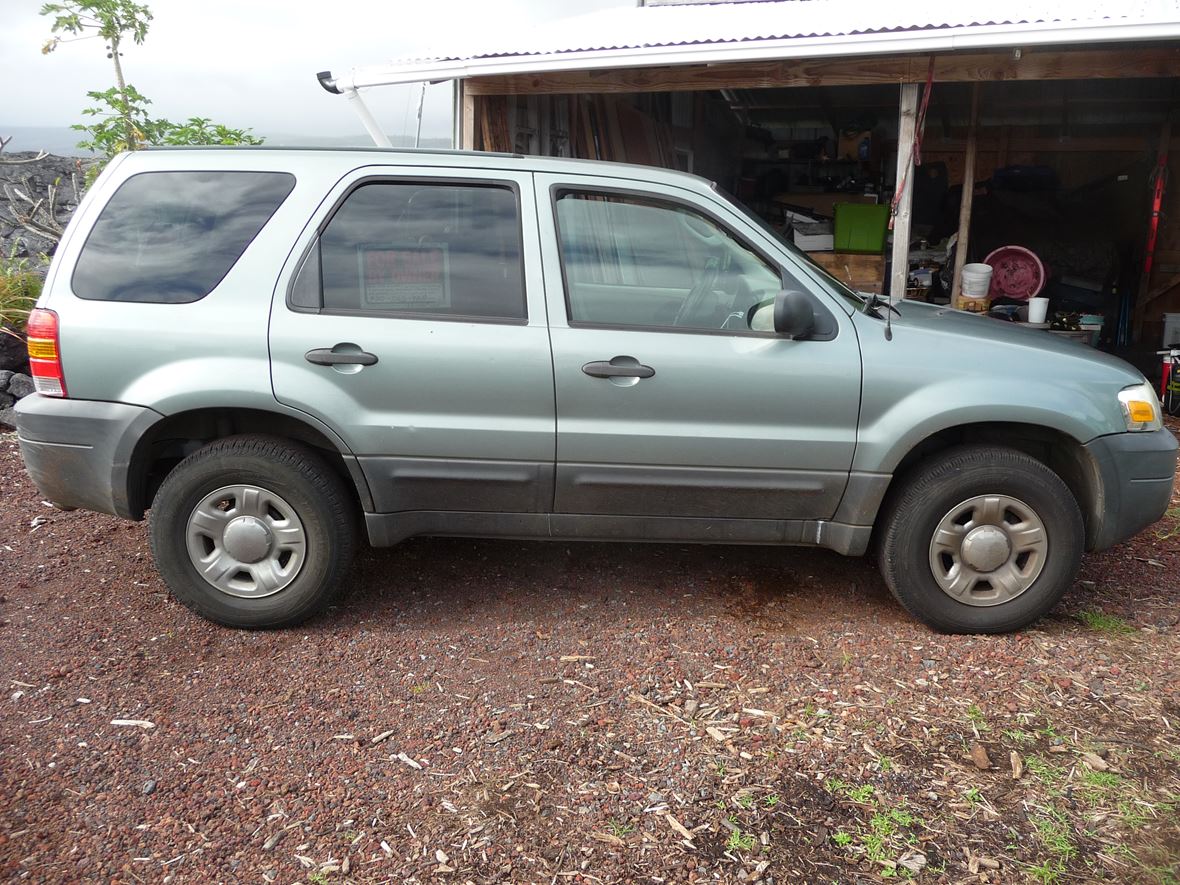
1032,809,1077,865
1076,610,1135,634
1118,799,1149,829
1155,505,1180,541
1026,757,1067,789
1003,727,1035,746
830,802,924,872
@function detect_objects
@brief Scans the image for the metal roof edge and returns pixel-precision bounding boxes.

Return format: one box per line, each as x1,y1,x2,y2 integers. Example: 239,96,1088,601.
334,18,1180,91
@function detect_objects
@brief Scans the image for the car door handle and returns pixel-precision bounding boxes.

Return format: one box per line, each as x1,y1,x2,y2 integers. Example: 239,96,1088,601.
581,359,655,379
304,348,379,367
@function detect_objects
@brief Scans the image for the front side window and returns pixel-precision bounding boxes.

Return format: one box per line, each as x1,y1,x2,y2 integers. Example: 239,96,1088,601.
73,171,295,303
304,181,525,321
554,190,792,332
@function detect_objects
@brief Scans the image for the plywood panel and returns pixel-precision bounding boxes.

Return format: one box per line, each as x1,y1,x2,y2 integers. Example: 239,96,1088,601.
808,251,886,293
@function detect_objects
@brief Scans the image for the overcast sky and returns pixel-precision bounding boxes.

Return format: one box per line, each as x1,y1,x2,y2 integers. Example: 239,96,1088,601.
3,0,632,143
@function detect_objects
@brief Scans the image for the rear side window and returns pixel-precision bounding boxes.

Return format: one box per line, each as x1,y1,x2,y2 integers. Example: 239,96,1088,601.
72,171,295,303
297,181,525,321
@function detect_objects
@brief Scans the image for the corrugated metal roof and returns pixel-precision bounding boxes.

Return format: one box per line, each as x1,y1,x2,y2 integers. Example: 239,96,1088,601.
327,0,1180,91
406,0,1180,62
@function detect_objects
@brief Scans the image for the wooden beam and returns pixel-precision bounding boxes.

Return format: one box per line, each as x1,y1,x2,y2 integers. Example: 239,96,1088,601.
950,83,981,303
890,83,920,304
460,84,476,150
465,47,1180,96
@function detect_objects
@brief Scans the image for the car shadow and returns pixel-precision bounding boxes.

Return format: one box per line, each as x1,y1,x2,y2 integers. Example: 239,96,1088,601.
313,536,903,635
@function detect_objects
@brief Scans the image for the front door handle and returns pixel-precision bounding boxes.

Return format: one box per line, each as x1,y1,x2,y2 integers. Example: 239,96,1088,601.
581,358,655,379
305,347,378,367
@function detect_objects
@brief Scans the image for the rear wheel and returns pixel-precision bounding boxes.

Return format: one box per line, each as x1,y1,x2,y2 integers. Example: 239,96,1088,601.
877,445,1084,633
149,435,357,628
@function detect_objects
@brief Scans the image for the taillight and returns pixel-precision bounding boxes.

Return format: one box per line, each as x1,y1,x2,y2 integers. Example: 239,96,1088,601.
26,308,67,398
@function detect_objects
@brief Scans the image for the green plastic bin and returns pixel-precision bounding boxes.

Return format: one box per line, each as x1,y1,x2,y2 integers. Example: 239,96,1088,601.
833,202,889,254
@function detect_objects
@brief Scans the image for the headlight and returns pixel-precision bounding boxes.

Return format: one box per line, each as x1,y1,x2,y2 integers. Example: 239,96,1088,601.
1118,382,1163,432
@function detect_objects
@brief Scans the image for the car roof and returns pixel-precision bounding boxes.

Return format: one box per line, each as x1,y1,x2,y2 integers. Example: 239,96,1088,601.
136,145,716,192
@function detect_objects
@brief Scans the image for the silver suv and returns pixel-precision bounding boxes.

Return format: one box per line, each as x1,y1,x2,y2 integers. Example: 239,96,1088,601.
15,147,1177,632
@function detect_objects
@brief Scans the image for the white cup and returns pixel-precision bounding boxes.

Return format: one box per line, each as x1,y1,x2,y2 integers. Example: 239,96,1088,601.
1027,297,1049,324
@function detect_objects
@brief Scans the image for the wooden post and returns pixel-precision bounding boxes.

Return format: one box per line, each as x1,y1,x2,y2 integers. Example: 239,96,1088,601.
459,80,476,150
950,83,982,303
889,83,920,302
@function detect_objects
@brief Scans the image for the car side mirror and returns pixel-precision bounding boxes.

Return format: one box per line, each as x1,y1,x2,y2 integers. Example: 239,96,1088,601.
748,290,816,339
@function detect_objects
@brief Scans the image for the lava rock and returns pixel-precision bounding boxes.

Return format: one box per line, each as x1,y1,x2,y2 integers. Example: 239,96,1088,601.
0,407,15,430
7,374,34,399
0,332,28,374
0,392,12,410
0,369,12,389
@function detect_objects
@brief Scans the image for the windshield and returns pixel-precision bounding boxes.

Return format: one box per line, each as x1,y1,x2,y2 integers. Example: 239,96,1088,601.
714,185,869,312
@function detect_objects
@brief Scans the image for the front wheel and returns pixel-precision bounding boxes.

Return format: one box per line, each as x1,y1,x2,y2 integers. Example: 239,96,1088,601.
877,445,1084,633
149,435,357,628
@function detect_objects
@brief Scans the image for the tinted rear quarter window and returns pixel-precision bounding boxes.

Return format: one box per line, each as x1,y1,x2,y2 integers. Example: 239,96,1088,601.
72,170,295,303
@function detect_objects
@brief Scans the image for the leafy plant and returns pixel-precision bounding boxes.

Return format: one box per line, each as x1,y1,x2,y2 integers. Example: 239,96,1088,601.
0,245,44,335
848,785,874,804
41,0,260,163
725,827,757,853
966,703,989,730
607,818,633,839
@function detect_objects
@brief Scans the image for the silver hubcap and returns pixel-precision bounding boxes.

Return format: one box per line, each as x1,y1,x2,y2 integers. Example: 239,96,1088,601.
185,485,307,598
928,494,1048,606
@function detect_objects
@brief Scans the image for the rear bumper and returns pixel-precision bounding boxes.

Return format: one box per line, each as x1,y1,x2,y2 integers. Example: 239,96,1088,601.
14,395,160,520
1084,427,1178,551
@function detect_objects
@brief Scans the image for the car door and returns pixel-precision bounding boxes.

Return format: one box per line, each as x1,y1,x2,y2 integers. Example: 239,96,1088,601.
534,173,862,523
269,166,554,517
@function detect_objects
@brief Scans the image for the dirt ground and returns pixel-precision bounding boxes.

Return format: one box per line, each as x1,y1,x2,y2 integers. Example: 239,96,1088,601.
1,429,1178,885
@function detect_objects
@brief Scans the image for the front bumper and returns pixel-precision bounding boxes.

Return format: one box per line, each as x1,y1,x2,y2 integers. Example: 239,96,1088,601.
1084,427,1178,551
14,395,160,520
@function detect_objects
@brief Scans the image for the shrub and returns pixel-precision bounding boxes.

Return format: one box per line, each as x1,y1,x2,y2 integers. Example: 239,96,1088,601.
0,248,45,335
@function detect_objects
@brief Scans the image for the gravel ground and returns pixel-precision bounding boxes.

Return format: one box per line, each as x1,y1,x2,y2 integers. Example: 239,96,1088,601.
1,428,1178,885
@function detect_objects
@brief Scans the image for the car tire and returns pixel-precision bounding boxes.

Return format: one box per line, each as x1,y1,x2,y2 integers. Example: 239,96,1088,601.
877,444,1084,634
149,435,357,628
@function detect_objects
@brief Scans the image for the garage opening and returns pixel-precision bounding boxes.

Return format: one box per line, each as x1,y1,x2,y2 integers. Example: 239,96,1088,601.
466,73,1180,377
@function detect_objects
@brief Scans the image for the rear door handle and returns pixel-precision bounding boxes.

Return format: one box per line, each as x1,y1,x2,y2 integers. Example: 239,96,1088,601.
581,358,655,379
304,347,379,367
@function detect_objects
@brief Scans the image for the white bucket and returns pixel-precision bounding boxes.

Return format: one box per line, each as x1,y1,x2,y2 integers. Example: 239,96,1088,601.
1027,296,1049,324
960,263,993,297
